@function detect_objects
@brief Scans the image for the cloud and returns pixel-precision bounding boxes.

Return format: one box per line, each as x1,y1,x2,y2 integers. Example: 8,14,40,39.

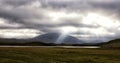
0,18,22,27
0,0,120,43
0,29,41,38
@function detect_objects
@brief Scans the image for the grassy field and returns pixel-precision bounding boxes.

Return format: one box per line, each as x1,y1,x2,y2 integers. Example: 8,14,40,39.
0,47,120,63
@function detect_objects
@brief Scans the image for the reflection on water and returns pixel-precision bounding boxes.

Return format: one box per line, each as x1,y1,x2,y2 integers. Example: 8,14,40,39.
0,46,100,48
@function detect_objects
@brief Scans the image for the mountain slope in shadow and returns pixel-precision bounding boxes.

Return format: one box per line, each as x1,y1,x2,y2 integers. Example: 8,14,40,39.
32,33,84,44
101,39,120,48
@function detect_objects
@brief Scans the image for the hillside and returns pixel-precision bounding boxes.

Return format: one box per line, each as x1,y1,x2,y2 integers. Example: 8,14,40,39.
101,39,120,48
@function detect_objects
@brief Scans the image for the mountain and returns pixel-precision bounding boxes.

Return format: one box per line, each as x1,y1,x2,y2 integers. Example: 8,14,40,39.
32,33,84,44
0,32,84,45
101,39,120,48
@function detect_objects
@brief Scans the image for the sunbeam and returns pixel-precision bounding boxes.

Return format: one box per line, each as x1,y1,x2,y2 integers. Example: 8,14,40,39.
55,26,78,44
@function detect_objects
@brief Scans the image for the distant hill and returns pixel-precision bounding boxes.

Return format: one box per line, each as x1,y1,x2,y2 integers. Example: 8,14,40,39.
0,39,56,46
101,39,120,48
0,42,55,46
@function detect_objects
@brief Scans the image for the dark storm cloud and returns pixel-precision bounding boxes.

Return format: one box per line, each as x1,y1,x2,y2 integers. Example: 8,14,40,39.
0,0,33,6
0,0,120,42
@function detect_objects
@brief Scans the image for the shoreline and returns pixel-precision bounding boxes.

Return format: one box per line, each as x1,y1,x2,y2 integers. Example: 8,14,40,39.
0,46,100,48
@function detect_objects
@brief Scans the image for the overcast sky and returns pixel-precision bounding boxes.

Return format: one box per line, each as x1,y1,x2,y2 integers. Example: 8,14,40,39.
0,0,120,43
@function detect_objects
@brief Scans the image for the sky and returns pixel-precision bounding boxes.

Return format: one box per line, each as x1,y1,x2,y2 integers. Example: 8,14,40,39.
0,0,120,43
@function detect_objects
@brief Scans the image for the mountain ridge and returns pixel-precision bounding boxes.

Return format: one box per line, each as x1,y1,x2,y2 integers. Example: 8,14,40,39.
101,39,120,48
32,33,84,44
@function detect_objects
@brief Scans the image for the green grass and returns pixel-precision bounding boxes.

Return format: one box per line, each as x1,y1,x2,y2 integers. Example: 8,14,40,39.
0,47,120,63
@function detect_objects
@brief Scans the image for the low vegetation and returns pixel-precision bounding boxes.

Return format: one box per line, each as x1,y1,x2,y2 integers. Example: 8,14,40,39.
0,47,119,63
0,38,120,63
